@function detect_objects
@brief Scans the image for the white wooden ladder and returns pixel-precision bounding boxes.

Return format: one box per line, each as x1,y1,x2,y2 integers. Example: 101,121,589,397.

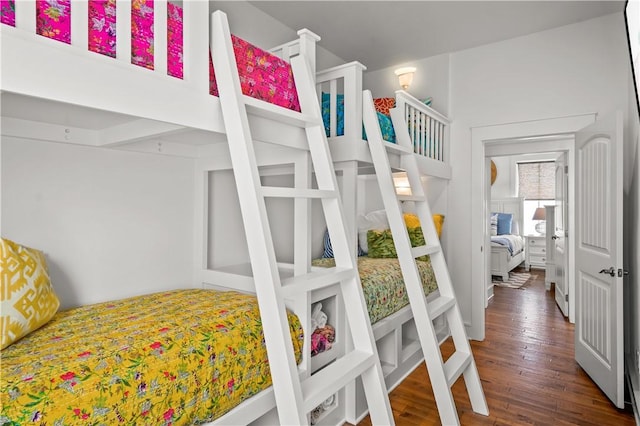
210,11,394,425
362,89,489,425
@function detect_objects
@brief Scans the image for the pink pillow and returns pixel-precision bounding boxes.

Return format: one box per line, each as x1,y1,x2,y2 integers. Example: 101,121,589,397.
210,35,301,112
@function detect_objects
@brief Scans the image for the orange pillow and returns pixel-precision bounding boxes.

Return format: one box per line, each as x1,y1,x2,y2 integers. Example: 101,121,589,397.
373,97,395,116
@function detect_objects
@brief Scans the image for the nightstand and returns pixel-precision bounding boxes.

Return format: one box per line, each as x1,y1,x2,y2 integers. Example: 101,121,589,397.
525,235,546,271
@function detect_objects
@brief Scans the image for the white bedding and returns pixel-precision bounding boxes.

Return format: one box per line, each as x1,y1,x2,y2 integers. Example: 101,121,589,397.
491,234,525,256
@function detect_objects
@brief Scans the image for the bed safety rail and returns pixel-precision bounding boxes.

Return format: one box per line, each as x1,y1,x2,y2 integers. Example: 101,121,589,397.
0,1,319,134
394,90,450,162
315,61,450,165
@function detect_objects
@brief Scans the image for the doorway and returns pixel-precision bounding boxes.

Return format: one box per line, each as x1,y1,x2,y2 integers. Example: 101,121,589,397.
469,111,626,409
469,113,595,341
486,149,568,310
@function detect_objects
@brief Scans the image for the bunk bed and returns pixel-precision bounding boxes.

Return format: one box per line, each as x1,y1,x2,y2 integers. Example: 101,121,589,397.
313,61,453,423
1,2,340,425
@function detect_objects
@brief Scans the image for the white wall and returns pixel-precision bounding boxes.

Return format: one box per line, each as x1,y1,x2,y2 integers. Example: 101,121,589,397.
211,1,345,71
447,13,630,324
363,53,451,115
624,38,640,390
489,156,514,199
1,138,195,309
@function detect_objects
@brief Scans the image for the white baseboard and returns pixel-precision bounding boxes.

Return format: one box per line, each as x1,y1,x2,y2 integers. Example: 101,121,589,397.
625,355,640,425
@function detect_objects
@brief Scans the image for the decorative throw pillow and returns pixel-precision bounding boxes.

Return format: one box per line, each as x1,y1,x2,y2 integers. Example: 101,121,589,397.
321,92,345,137
1,238,60,349
210,35,301,112
373,97,396,116
376,111,397,143
366,229,397,259
497,212,513,235
432,214,445,238
322,229,365,258
367,228,429,261
357,210,390,254
490,213,499,236
403,213,445,238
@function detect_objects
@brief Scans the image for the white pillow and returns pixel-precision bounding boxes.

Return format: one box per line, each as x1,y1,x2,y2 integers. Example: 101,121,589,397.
357,210,389,253
490,213,498,236
511,220,520,236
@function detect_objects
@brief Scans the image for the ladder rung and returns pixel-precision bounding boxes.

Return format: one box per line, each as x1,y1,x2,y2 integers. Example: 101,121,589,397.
427,296,456,320
412,244,440,258
384,141,413,154
261,187,338,199
244,95,317,128
443,351,472,387
281,267,356,297
398,194,427,202
301,350,376,412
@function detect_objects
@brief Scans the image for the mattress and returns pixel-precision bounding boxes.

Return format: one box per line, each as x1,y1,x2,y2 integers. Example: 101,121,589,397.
0,289,303,425
312,256,438,324
491,234,525,256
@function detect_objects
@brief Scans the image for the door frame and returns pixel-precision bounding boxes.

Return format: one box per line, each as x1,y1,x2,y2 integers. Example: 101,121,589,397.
469,113,595,341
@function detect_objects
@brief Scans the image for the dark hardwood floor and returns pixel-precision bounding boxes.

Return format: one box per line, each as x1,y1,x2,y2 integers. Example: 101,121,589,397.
357,268,635,425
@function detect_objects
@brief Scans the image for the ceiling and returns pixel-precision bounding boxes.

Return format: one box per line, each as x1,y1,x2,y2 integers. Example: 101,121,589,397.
249,1,626,71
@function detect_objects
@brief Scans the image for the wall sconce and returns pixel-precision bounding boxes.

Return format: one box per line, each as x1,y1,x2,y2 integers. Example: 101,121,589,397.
393,174,412,196
394,67,416,90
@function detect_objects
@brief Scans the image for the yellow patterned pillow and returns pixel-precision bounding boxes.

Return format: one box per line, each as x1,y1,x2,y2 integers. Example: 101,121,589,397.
1,238,60,349
403,213,445,238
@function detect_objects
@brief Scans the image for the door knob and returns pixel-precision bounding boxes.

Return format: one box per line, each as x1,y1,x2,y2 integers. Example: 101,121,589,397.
599,267,616,277
551,235,559,240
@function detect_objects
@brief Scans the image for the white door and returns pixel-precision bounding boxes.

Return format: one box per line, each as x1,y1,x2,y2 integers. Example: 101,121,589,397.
574,111,624,408
554,153,568,317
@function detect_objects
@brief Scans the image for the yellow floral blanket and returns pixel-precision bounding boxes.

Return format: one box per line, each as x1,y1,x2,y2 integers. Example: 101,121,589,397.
0,289,303,425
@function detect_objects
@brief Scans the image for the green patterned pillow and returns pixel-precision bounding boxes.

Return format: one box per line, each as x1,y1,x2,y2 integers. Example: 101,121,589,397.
367,227,428,261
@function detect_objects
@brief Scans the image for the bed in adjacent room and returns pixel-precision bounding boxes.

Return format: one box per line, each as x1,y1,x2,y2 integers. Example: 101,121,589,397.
490,197,526,281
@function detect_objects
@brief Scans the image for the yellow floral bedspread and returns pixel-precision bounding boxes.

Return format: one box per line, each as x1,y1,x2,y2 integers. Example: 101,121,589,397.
0,289,303,425
311,256,438,324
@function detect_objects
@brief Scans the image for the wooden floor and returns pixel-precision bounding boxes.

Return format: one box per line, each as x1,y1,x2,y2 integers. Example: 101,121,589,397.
357,269,636,425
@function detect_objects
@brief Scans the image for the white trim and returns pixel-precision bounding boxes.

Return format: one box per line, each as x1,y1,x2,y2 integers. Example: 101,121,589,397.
469,113,595,340
625,355,640,425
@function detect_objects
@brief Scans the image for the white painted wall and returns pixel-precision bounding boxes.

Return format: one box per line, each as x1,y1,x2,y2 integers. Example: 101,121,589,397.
1,138,195,309
363,53,451,115
489,156,514,199
624,41,640,390
211,1,345,71
447,13,630,324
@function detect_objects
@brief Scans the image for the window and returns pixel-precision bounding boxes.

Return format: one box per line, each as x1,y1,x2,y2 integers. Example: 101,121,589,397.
518,161,555,235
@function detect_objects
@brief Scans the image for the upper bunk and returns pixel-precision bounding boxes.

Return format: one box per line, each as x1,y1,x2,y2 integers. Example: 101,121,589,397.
0,1,320,158
316,61,452,180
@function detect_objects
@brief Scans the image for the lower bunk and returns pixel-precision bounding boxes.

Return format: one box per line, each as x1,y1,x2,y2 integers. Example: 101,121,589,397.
0,238,442,426
0,288,304,425
312,256,443,424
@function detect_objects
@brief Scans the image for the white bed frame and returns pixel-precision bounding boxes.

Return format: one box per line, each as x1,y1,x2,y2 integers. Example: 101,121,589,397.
1,1,319,158
2,3,454,423
489,197,525,283
0,3,346,425
314,61,453,423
